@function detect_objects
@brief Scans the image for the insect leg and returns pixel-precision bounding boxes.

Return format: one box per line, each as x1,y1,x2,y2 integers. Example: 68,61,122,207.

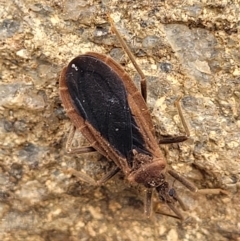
63,168,97,186
168,169,228,196
166,203,184,220
175,96,190,138
197,189,229,195
147,188,185,220
159,135,188,144
96,166,120,185
168,169,198,192
168,187,187,211
159,96,190,144
107,14,147,101
156,182,185,219
64,125,121,185
144,188,153,217
64,166,120,186
155,209,182,220
66,125,96,154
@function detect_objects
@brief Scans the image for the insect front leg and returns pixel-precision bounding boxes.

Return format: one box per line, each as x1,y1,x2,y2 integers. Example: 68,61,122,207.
196,189,229,195
155,183,185,220
145,188,184,219
168,169,198,192
168,169,228,196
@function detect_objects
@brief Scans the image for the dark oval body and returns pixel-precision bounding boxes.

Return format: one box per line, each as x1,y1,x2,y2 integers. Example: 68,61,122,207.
59,52,175,217
64,54,147,161
60,52,162,172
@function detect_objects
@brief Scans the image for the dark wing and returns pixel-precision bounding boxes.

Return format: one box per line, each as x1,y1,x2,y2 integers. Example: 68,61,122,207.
65,55,134,158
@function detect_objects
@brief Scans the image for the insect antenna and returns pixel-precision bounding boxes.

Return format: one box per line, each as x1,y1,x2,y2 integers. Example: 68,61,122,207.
166,202,184,220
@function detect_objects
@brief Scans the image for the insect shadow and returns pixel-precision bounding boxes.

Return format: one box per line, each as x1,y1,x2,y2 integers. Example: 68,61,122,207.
59,14,226,220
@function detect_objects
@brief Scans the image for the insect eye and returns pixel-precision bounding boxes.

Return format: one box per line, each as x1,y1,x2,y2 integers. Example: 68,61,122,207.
169,188,176,197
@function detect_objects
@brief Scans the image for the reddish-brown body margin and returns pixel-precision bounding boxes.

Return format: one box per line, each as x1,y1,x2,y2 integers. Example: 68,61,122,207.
59,52,166,176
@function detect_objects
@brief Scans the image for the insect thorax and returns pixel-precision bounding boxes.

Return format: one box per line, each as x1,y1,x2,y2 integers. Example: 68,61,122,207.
127,150,166,188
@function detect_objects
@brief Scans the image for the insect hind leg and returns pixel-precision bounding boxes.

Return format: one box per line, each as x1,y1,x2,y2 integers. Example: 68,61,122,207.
64,125,121,185
64,165,120,186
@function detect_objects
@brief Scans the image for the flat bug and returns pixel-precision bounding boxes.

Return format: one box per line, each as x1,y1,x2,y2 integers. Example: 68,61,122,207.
59,14,226,219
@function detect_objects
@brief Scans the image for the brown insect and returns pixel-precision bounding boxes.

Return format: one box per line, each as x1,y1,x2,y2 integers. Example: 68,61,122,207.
59,14,226,219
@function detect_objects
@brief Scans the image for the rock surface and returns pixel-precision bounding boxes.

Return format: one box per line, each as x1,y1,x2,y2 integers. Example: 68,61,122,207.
0,0,239,240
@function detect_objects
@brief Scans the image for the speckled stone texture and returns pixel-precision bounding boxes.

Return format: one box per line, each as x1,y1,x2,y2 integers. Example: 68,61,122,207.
0,0,240,240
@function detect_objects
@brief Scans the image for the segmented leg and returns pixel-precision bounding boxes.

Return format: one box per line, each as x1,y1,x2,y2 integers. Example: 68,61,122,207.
64,125,121,185
65,166,120,186
144,189,153,217
197,189,229,195
159,96,190,144
168,187,187,211
168,169,228,197
108,14,147,101
96,166,120,185
63,168,97,186
168,169,198,192
66,125,96,154
166,203,184,220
